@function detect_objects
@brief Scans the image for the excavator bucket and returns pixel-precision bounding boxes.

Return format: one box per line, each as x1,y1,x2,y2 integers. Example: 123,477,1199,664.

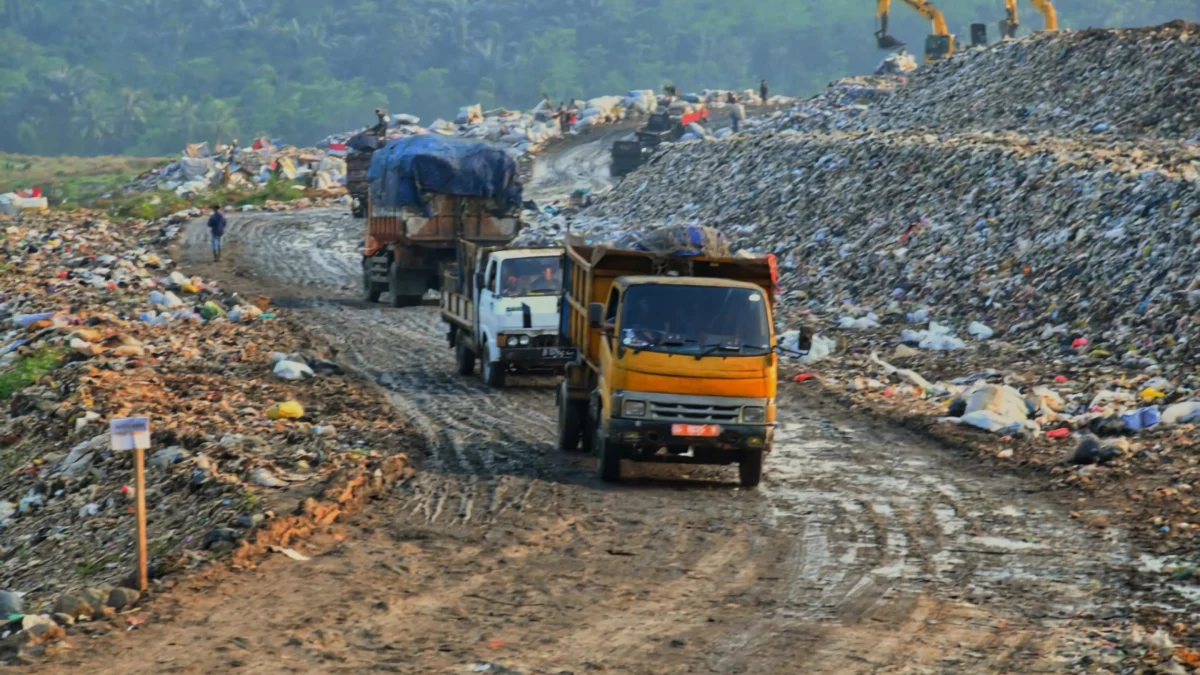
876,31,906,49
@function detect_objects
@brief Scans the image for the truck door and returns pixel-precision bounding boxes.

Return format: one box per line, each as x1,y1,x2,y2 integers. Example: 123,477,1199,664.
597,286,622,418
479,258,500,348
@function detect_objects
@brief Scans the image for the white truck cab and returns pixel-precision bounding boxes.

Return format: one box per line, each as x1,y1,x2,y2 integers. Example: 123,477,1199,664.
442,244,576,387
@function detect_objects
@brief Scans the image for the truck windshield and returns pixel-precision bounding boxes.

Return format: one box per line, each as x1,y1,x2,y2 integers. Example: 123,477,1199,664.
619,284,771,356
499,256,562,297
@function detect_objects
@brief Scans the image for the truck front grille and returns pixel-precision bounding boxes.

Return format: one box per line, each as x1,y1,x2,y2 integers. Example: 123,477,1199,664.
530,335,561,348
647,401,741,424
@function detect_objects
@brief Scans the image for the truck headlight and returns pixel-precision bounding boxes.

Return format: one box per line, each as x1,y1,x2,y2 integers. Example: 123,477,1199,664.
518,335,530,346
742,406,766,423
622,400,647,418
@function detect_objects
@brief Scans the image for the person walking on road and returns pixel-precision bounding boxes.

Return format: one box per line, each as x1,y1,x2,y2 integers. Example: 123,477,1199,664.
760,79,769,104
207,204,227,262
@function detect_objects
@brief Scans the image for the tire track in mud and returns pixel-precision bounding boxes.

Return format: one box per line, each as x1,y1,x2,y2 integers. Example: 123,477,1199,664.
178,206,1142,672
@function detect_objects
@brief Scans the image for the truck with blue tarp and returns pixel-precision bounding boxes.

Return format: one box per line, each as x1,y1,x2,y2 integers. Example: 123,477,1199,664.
361,135,523,307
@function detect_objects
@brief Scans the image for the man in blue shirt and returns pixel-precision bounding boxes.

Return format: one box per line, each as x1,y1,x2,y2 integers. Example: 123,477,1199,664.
207,204,227,262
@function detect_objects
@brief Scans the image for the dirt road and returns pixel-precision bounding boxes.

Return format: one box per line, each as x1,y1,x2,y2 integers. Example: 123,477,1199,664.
31,209,1152,674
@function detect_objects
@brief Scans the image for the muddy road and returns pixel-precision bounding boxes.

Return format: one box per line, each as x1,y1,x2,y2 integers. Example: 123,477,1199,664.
48,210,1151,674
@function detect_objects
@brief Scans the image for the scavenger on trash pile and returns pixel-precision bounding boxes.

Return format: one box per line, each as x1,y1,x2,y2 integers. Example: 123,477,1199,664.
0,208,410,631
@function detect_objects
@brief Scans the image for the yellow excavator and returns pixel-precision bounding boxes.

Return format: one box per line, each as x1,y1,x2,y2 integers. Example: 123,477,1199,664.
875,0,955,64
1001,0,1059,38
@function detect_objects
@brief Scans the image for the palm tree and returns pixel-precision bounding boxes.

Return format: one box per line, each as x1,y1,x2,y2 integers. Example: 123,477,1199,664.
116,88,149,142
173,95,201,141
204,99,241,144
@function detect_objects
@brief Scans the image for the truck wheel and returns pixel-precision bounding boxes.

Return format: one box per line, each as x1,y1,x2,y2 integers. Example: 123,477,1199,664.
455,340,476,376
556,382,583,452
362,259,381,303
738,450,764,488
481,347,506,388
388,262,424,308
594,426,621,483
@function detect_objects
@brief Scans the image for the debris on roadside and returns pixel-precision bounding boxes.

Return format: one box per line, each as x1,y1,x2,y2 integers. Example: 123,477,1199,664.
0,208,413,626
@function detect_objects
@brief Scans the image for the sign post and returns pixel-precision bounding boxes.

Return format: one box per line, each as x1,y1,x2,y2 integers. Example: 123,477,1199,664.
111,417,151,592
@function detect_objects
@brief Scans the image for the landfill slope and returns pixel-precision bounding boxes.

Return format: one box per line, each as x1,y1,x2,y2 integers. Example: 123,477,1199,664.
33,206,1149,673
863,21,1200,142
587,130,1200,353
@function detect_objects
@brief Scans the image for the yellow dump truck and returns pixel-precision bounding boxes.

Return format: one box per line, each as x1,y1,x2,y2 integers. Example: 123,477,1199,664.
556,239,778,487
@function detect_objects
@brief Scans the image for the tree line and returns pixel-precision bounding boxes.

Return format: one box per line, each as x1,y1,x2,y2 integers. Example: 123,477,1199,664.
0,0,1190,156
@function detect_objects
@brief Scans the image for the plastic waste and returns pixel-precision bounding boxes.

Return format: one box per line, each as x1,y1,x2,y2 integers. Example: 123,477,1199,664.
1139,387,1165,403
1161,401,1200,426
199,301,225,321
13,312,55,327
838,313,879,330
1121,407,1161,430
273,359,315,381
968,322,994,340
266,401,305,420
906,309,930,323
802,335,837,364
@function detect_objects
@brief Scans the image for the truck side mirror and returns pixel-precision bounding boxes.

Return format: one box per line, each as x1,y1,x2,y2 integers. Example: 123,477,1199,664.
588,302,604,329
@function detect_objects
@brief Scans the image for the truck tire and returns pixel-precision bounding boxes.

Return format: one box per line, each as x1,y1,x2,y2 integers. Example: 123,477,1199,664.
481,346,506,388
594,425,621,483
455,340,476,376
362,258,381,303
738,450,764,488
582,391,599,455
388,262,424,308
556,382,583,452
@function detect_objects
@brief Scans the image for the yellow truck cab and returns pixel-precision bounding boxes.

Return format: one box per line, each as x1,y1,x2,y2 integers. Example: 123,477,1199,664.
557,241,778,487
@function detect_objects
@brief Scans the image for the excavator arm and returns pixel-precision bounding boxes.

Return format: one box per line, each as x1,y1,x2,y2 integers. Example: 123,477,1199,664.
1029,0,1058,31
1003,0,1056,39
876,0,954,62
1002,0,1019,38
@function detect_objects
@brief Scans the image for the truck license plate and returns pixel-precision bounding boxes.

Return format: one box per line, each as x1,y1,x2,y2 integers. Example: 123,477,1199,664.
671,424,721,437
541,347,575,360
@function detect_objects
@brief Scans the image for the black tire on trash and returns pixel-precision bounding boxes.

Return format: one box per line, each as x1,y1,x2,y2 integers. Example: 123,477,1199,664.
455,340,476,376
482,346,506,388
738,450,764,488
595,425,621,483
362,258,381,303
556,382,583,452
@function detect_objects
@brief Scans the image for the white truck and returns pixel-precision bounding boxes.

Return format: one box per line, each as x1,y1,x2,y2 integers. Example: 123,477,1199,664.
441,241,577,387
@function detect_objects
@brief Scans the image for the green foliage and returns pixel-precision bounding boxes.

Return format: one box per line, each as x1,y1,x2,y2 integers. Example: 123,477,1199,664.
0,347,66,400
0,0,1191,157
0,152,165,203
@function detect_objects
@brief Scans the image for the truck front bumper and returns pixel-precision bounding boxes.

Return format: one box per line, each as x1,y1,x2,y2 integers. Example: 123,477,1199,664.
499,346,579,368
604,418,774,454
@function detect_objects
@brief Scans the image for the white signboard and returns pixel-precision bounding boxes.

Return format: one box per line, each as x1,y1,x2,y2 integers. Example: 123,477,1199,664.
110,417,151,451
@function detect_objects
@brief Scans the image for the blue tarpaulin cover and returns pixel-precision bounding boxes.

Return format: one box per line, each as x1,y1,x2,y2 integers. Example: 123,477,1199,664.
367,135,521,216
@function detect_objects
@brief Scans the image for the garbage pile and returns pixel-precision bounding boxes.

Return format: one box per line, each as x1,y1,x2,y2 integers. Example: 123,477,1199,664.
0,209,410,627
742,76,902,136
124,139,348,198
863,21,1200,142
588,127,1200,344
